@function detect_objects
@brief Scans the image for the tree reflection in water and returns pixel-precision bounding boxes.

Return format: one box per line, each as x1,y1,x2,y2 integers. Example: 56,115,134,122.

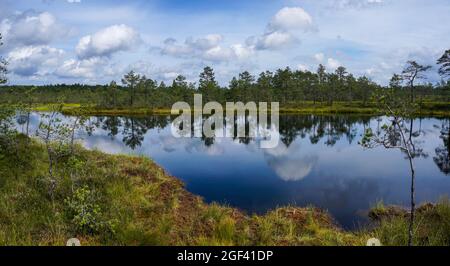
92,114,450,175
434,119,450,175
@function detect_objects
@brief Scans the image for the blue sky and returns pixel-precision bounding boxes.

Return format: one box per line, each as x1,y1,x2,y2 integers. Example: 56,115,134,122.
1,0,449,86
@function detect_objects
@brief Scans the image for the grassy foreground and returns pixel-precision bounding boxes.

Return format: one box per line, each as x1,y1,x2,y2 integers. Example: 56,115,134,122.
1,137,450,246
28,101,450,117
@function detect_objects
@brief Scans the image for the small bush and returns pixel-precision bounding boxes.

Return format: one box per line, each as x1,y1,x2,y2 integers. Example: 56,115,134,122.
65,186,115,235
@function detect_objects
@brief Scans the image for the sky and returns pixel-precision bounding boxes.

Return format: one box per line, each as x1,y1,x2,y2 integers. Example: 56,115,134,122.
0,0,449,86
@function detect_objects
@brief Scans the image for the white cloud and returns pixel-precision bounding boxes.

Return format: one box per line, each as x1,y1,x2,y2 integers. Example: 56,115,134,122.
160,34,253,62
312,53,341,70
0,10,68,48
250,6,315,51
254,31,296,50
159,6,314,60
269,7,314,32
297,64,309,71
156,6,315,66
161,34,224,57
327,57,341,70
7,45,64,77
160,38,193,56
230,44,254,59
270,156,317,181
203,46,235,61
186,34,223,50
55,57,107,79
314,53,325,62
264,142,318,181
76,24,141,59
4,0,450,86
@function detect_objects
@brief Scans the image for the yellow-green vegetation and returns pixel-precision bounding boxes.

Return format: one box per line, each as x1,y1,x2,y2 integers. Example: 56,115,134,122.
366,200,450,246
0,137,361,246
1,136,450,246
27,101,450,117
33,103,82,112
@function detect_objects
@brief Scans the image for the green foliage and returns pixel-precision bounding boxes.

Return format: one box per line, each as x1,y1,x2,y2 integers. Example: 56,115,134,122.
0,106,15,138
65,186,115,235
360,88,419,148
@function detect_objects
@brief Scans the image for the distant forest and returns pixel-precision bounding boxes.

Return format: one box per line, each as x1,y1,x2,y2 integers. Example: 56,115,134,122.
1,50,450,108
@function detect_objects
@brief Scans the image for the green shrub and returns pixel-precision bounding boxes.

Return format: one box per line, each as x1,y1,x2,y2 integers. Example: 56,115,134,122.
65,186,115,235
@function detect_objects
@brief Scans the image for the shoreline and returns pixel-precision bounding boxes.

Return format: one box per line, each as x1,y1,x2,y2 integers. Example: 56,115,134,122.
20,102,450,117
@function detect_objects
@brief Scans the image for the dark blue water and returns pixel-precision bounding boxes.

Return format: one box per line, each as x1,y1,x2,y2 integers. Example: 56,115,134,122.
23,113,450,229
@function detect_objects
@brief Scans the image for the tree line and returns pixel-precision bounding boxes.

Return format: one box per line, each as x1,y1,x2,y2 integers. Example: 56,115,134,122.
1,32,449,108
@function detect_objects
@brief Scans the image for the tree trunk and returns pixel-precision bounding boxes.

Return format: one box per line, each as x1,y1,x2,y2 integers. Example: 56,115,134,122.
409,119,413,142
396,120,416,246
70,118,78,154
26,111,30,137
47,145,54,178
408,156,415,246
447,119,450,157
130,87,134,106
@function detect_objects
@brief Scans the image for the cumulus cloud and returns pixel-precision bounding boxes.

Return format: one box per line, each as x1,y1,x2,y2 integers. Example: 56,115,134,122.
0,10,68,49
6,0,448,86
159,6,315,59
268,7,314,32
203,46,235,61
76,24,141,59
156,6,315,65
327,57,341,70
160,34,224,57
230,44,254,59
252,31,297,50
160,34,253,62
186,34,223,50
314,53,325,62
7,45,64,77
251,6,315,51
312,53,342,70
160,38,193,56
55,57,109,79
